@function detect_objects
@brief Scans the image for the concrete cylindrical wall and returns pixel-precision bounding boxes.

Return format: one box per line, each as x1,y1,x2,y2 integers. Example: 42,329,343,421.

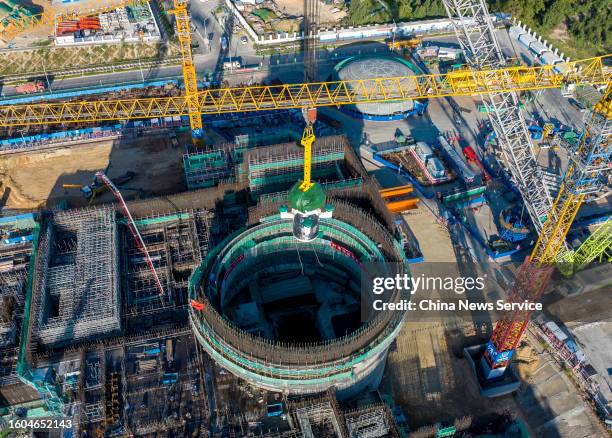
189,202,407,396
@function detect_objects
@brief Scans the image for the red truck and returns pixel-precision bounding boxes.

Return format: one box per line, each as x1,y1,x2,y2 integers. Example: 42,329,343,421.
462,145,478,162
15,81,45,95
462,145,491,182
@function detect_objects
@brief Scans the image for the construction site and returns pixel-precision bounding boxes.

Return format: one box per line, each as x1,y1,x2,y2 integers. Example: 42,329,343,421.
0,0,610,436
189,188,407,397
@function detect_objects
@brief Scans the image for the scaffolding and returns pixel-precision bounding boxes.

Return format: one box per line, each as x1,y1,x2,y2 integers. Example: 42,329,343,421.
80,350,106,425
0,255,28,348
258,178,364,205
188,198,407,397
0,214,36,349
0,214,37,404
121,335,204,435
183,148,235,190
247,137,346,195
296,402,343,438
123,210,212,317
31,207,121,346
345,405,395,438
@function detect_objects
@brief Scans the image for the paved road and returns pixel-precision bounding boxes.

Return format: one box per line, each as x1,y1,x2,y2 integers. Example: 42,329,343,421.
0,39,393,97
0,0,440,99
0,16,587,147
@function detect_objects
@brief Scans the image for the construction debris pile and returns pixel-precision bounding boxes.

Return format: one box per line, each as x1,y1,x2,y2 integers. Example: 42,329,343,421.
55,3,160,46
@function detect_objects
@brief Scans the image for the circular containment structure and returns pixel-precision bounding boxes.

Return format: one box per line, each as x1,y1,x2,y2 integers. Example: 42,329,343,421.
188,201,407,397
333,55,425,120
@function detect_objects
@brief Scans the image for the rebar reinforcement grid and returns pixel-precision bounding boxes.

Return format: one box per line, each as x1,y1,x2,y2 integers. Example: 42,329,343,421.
123,209,212,317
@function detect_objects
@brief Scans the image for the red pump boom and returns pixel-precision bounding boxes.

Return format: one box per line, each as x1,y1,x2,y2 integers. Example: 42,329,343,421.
95,171,164,297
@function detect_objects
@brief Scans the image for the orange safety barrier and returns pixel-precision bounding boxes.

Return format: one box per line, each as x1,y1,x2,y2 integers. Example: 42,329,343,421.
386,199,419,213
379,185,414,199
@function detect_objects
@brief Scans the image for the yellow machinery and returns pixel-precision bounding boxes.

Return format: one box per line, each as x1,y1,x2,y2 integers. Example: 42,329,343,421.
61,170,137,203
387,37,421,50
379,185,419,213
0,55,608,127
299,108,317,192
168,0,203,143
542,122,554,139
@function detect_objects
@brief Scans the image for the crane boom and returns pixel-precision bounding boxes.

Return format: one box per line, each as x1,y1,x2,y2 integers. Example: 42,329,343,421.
443,0,553,231
0,55,609,128
558,218,612,275
485,86,610,373
300,122,315,192
96,171,165,297
531,86,611,265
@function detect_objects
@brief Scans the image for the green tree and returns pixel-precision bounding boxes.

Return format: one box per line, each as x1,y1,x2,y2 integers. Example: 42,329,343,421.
345,0,610,56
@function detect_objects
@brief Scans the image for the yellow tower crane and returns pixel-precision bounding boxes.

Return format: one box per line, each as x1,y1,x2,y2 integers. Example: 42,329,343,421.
0,56,608,127
168,0,203,143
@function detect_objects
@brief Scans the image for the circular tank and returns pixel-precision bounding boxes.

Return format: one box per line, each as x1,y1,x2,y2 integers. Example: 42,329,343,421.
188,201,407,397
333,55,421,118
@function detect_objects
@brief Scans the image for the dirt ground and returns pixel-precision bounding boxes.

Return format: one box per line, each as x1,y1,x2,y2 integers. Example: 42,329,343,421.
274,0,346,25
0,42,179,76
380,204,502,426
381,320,518,428
0,134,186,210
515,332,607,437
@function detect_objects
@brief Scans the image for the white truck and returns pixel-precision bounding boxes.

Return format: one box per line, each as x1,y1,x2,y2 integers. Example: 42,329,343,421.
222,58,241,70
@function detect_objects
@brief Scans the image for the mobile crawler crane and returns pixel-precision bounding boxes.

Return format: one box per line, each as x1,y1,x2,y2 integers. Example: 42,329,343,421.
442,0,610,393
0,0,610,397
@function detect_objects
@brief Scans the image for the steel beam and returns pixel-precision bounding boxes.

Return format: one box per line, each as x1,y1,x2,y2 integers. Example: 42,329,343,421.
0,56,608,127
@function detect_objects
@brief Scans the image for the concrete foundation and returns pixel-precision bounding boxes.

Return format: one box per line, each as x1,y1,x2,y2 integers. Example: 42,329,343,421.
464,344,521,398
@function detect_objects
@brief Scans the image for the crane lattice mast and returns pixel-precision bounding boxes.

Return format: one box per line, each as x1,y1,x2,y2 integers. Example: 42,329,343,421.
442,0,553,231
443,0,611,380
169,0,204,142
558,218,612,275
